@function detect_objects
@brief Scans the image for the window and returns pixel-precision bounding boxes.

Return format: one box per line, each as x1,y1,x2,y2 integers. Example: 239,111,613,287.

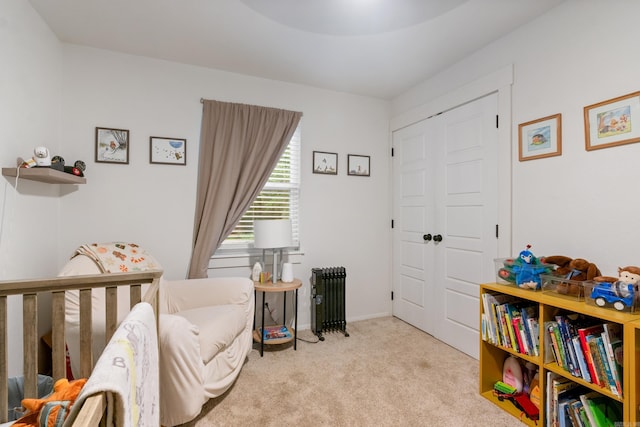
221,124,301,249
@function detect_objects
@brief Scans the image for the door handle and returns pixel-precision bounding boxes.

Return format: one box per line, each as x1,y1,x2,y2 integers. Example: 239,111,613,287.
423,234,432,242
433,234,443,242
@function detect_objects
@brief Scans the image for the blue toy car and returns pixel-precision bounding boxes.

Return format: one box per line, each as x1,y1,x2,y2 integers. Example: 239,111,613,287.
590,281,635,311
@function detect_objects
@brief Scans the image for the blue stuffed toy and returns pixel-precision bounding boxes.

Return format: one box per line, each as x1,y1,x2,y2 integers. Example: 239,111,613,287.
511,245,550,290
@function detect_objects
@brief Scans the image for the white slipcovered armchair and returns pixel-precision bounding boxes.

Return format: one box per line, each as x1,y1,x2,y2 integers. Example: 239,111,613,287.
58,244,255,426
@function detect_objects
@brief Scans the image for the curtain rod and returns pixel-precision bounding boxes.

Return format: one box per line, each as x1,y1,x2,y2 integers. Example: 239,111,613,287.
199,98,303,116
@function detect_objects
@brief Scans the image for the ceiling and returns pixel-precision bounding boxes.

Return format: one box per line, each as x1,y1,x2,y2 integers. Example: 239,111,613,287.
28,0,564,99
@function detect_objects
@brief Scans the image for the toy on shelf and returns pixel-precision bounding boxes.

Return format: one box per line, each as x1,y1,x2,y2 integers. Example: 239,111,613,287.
496,245,553,290
589,266,640,311
541,255,601,297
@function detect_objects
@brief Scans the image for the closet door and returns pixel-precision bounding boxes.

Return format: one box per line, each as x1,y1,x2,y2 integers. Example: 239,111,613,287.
392,93,499,358
391,116,440,335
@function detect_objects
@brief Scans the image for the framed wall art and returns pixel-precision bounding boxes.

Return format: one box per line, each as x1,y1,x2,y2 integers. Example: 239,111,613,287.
150,136,187,165
518,113,562,161
95,127,129,164
347,154,370,176
584,90,640,151
312,151,338,175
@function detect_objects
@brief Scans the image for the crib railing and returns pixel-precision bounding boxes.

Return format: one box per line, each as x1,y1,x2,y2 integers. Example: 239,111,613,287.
0,270,162,423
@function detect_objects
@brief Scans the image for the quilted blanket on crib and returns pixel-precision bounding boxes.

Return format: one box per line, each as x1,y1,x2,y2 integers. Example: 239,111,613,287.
73,242,161,273
64,302,159,426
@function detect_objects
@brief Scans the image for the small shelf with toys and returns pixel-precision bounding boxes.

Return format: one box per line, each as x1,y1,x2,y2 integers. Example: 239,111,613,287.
2,167,86,185
480,245,640,426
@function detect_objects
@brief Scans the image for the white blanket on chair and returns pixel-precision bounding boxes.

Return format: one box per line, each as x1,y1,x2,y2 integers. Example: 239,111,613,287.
65,302,159,427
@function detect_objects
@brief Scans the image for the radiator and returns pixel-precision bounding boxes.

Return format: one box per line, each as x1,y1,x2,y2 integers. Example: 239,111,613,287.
311,267,349,340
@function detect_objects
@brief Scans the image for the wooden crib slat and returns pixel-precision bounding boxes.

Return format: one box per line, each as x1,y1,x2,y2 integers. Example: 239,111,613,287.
79,289,93,379
51,291,66,381
105,287,117,343
23,294,38,400
0,296,7,423
130,284,142,309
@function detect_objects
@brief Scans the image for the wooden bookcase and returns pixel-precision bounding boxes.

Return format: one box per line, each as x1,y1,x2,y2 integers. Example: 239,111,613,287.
479,282,640,426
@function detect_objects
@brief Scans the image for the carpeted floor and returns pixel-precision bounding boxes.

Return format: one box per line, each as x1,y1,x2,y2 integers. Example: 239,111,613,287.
180,316,517,426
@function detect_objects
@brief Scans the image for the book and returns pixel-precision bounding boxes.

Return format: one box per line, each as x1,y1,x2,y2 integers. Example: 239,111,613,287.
569,399,587,427
548,321,568,371
261,325,292,340
594,335,618,396
601,323,623,397
580,391,622,427
528,317,540,356
572,335,591,383
578,324,604,386
520,305,538,356
556,315,580,378
588,337,611,391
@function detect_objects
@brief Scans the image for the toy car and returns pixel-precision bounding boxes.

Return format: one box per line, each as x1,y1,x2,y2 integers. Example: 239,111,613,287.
492,383,539,421
590,281,635,311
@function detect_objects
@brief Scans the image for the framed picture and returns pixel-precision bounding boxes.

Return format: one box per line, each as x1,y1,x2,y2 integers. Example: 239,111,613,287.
150,136,187,165
347,154,370,176
95,127,129,164
584,91,640,151
312,151,338,175
518,114,562,161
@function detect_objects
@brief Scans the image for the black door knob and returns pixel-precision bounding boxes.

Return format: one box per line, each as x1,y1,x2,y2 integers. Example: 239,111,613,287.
423,234,432,241
433,234,443,242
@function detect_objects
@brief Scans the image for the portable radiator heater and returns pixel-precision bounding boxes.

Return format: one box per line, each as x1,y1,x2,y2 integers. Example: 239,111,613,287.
311,267,349,340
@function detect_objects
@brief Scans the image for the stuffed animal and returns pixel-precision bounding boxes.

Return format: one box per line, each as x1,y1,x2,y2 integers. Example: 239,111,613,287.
511,245,551,290
13,378,86,427
542,255,602,296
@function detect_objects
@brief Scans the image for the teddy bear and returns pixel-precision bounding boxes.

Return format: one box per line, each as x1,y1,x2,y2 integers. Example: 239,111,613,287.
542,255,602,297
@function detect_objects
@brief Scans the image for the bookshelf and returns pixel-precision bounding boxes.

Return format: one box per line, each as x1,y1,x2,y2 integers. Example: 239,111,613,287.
480,282,640,426
624,318,640,424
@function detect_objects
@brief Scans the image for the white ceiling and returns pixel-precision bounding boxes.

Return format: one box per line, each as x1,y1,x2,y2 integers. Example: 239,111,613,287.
28,0,564,99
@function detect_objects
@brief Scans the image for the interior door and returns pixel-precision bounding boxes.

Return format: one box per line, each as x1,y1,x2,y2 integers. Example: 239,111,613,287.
391,118,440,335
392,93,499,359
432,93,499,358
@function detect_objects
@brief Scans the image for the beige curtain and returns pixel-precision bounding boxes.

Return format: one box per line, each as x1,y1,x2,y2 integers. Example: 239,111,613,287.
187,100,302,279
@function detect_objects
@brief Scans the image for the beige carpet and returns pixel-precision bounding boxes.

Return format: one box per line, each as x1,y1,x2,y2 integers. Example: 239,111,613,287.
181,317,517,426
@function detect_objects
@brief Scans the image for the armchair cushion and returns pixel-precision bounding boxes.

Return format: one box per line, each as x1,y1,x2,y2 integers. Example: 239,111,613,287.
177,304,247,365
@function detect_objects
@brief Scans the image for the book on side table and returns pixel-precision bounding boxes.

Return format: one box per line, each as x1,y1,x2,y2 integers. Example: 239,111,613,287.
261,325,292,340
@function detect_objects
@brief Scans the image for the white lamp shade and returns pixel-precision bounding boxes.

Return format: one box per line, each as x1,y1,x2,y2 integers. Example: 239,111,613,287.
254,219,292,249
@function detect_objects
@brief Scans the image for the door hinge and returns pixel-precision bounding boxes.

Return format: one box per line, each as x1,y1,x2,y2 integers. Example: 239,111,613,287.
496,115,499,128
391,291,394,301
391,219,394,229
495,224,499,238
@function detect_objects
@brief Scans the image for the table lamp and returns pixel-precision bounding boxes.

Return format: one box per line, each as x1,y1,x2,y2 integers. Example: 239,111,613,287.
254,219,292,283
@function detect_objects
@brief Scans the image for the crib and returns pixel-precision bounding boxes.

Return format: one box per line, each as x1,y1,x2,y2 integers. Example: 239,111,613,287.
0,269,162,424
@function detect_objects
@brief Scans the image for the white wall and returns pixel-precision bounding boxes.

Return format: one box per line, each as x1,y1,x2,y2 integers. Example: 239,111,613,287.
58,45,392,328
392,0,640,277
0,0,63,376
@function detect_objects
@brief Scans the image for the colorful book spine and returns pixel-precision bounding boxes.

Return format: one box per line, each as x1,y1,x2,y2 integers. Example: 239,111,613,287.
588,337,610,391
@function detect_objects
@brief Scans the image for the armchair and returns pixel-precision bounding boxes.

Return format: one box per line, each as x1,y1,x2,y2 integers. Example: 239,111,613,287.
58,244,254,426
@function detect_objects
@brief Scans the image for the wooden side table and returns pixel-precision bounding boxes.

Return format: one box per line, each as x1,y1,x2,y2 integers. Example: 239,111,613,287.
253,278,301,357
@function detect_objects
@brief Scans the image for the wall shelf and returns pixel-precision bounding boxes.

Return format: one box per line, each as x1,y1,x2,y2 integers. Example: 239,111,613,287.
2,167,86,185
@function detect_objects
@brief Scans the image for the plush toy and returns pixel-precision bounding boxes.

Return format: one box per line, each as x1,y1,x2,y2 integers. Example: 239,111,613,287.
511,245,551,290
13,378,86,427
542,255,602,296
